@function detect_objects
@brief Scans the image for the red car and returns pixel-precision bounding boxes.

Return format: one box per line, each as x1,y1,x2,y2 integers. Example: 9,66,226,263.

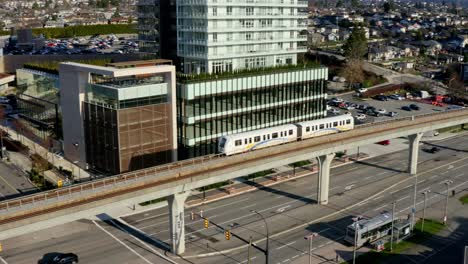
376,140,390,145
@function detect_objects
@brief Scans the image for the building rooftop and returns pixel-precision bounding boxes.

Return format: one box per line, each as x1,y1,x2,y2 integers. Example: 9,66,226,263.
106,59,172,68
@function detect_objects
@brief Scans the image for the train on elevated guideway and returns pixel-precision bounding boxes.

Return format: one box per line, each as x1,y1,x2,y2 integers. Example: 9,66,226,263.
219,115,354,156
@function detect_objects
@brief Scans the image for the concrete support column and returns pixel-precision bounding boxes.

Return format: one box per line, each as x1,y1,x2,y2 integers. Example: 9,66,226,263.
168,191,191,254
408,133,423,175
316,153,336,205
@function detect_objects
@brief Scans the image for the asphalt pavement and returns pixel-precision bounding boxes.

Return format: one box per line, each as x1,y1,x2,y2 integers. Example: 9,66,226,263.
118,134,468,264
1,134,467,264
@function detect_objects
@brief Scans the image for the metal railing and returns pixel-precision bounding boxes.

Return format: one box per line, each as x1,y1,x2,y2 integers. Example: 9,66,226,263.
1,108,467,214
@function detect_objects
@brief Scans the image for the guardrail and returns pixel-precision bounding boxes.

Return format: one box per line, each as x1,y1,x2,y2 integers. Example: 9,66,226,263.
1,108,467,214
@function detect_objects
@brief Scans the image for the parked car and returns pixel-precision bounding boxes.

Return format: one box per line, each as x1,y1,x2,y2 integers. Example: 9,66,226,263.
376,109,387,114
356,114,366,120
329,108,340,115
366,109,382,117
357,88,368,93
388,111,398,117
376,140,390,145
45,253,79,264
409,104,420,110
357,104,369,110
388,94,404,100
374,95,388,101
330,97,344,103
402,106,412,111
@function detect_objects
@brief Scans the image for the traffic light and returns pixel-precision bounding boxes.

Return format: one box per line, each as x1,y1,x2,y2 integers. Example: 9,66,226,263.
204,219,209,229
225,230,231,240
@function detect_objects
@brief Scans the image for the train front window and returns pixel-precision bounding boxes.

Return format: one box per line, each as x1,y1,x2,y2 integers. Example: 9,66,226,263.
219,138,226,148
346,119,351,124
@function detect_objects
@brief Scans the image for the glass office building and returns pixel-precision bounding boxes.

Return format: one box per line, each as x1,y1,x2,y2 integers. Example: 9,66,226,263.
59,61,177,175
178,66,328,157
15,68,61,140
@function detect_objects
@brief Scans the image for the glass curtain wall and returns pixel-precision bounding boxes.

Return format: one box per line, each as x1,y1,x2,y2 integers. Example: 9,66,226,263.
178,79,327,158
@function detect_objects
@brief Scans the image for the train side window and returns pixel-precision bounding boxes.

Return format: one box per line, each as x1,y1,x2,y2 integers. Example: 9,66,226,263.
249,138,252,144
235,140,242,146
244,139,248,144
272,132,278,138
319,124,324,129
254,136,260,142
346,119,351,124
333,121,338,126
306,126,310,132
280,131,283,137
289,129,293,135
263,135,266,140
311,126,315,131
267,134,271,139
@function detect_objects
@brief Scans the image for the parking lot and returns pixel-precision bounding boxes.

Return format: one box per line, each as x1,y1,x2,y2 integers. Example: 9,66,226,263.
327,93,462,125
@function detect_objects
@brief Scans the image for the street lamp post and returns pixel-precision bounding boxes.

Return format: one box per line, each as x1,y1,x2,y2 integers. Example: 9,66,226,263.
304,233,318,264
352,216,360,264
251,210,270,264
411,172,419,231
443,180,453,224
421,190,431,232
390,201,396,252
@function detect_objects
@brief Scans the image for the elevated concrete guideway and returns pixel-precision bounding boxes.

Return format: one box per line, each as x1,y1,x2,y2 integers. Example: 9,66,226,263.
1,109,468,254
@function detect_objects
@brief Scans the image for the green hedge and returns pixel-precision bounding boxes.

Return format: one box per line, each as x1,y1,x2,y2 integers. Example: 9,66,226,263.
24,58,112,74
31,24,136,39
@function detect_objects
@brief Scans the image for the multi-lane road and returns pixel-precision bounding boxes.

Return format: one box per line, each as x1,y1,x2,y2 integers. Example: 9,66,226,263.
120,133,468,264
1,133,467,264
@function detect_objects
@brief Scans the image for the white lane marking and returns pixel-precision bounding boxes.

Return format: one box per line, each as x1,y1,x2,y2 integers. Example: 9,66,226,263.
455,173,465,178
364,176,372,180
372,195,384,201
276,205,291,213
92,220,154,264
276,241,296,250
292,255,299,259
448,165,454,170
403,185,413,189
282,259,291,263
135,197,250,224
0,256,8,264
344,184,355,191
430,175,438,180
390,189,400,194
378,171,388,176
397,195,410,202
241,203,258,209
441,171,449,175
419,179,427,184
374,204,388,211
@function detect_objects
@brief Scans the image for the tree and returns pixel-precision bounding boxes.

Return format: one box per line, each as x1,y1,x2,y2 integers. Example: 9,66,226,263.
343,27,368,60
351,0,360,8
336,0,344,8
32,2,39,10
342,59,365,88
383,1,393,13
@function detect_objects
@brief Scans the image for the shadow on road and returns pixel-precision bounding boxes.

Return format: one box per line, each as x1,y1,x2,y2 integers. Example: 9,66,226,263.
96,213,171,252
353,160,405,173
243,180,317,204
422,141,468,153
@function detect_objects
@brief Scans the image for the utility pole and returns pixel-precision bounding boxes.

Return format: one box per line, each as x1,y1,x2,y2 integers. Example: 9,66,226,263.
304,233,318,264
443,180,453,224
390,201,396,252
421,190,431,232
251,210,270,264
352,216,360,264
248,236,252,264
411,172,418,231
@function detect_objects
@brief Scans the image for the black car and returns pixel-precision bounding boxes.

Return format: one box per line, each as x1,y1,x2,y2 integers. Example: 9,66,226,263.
402,106,412,111
427,147,440,154
409,104,420,110
374,95,388,101
49,253,79,264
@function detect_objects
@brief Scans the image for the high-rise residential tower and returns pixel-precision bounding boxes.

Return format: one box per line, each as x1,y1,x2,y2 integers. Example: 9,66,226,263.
176,0,309,74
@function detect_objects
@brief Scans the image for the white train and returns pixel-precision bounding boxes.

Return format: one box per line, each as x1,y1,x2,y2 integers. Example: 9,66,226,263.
219,115,354,156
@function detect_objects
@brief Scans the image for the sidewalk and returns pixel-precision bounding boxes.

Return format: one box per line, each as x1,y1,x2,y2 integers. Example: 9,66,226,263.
0,124,91,182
